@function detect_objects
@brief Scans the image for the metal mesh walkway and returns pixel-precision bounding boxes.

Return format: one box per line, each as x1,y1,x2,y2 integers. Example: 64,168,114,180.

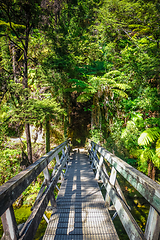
43,150,119,240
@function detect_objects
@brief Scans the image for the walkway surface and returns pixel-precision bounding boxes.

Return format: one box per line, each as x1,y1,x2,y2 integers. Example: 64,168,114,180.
43,150,119,240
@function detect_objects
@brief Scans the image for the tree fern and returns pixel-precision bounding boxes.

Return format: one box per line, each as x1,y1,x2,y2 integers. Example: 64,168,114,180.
152,154,160,169
140,148,154,163
138,127,160,146
129,149,143,158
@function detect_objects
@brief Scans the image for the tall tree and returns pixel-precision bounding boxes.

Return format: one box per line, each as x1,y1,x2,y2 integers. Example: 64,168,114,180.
0,0,44,164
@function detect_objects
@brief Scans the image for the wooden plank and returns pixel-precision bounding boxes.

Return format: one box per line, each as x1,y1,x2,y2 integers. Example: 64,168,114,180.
0,141,68,217
91,142,160,214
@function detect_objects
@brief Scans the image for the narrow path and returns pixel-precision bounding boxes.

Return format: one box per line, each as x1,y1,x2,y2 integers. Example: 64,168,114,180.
43,150,119,240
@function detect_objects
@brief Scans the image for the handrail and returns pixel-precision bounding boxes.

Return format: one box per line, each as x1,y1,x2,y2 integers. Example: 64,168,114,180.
89,141,160,240
0,140,70,240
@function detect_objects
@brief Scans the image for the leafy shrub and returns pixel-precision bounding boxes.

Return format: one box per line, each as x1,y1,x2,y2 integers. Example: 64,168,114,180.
0,148,21,184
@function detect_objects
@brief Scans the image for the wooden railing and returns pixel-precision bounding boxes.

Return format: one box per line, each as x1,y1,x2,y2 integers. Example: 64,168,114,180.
89,141,160,240
0,140,70,240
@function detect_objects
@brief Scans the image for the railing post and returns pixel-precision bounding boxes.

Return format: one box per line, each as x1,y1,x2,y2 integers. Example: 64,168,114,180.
95,155,104,180
56,154,60,164
88,142,94,164
60,148,65,181
62,148,65,159
105,166,117,207
43,167,56,208
145,205,160,240
1,205,19,240
91,147,97,169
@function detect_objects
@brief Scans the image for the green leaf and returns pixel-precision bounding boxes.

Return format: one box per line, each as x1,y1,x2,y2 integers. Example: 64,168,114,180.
138,127,160,146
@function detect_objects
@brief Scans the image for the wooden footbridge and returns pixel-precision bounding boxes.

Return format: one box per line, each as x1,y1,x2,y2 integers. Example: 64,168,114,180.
0,140,160,240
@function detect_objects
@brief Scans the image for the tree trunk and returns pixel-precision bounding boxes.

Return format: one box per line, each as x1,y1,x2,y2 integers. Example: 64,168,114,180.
152,165,156,181
11,43,17,83
45,116,50,153
25,123,32,164
148,160,152,178
23,20,32,164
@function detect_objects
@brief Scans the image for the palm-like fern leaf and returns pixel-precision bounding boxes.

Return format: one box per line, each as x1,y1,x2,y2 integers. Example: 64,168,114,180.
140,148,154,162
112,89,128,98
111,83,131,90
138,127,160,146
152,153,160,168
156,138,160,157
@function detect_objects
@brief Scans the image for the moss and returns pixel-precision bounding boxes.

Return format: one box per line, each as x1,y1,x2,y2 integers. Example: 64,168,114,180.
14,206,32,224
0,207,52,240
0,206,31,239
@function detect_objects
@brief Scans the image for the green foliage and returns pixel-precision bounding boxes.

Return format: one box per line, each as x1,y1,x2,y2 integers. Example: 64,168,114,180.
121,121,140,150
22,181,42,205
140,148,154,164
138,147,160,171
11,97,64,123
137,127,160,175
89,128,103,144
156,138,160,157
138,128,160,146
0,148,21,184
0,19,25,29
0,0,160,238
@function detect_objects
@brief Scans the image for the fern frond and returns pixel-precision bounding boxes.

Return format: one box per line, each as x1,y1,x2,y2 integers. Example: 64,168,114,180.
152,154,160,168
138,127,160,146
156,138,160,157
112,83,131,90
112,89,128,98
77,93,92,102
129,149,143,158
140,148,154,162
103,70,120,77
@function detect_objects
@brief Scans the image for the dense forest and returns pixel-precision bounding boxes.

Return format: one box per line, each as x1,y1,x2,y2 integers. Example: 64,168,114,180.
0,0,160,185
0,0,160,239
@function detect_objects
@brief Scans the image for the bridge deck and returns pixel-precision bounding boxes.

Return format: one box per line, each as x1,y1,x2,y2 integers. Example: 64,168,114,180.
43,150,119,240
